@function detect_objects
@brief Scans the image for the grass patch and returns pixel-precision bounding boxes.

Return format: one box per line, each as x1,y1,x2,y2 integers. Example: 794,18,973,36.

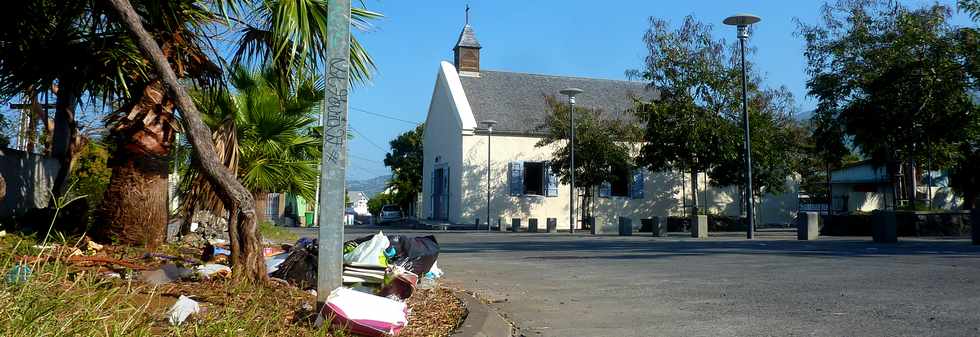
0,232,340,337
259,222,301,244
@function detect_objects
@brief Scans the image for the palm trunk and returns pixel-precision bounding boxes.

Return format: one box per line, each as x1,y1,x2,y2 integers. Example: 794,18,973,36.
51,81,80,195
95,80,174,248
96,146,169,247
107,0,265,281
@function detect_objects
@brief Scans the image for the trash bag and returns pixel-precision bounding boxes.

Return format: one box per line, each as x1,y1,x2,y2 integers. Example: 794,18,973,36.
387,235,439,276
317,287,408,337
270,238,318,289
343,231,389,268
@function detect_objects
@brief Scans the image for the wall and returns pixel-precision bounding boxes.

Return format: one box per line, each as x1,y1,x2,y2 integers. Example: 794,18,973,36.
0,148,60,217
457,133,802,231
422,61,476,224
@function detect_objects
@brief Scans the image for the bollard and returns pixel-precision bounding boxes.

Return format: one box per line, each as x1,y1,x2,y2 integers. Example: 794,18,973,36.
972,209,979,245
618,217,632,236
650,217,666,237
528,218,539,233
691,215,708,239
797,212,820,240
872,211,898,243
511,218,522,233
547,218,558,233
585,217,596,235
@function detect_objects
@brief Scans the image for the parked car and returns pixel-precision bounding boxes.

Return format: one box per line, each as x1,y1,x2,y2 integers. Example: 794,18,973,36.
378,205,403,225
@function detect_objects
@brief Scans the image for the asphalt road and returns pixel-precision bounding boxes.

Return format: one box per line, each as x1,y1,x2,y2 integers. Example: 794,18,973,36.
306,226,980,337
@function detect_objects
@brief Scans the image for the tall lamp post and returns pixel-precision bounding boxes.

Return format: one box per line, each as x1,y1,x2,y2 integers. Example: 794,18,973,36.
481,120,497,232
559,88,583,234
724,13,761,240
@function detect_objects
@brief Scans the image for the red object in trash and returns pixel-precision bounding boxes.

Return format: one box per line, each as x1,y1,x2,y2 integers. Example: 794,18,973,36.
319,287,408,336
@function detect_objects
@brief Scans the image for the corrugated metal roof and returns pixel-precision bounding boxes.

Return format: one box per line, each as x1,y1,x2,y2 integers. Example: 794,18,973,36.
458,70,659,134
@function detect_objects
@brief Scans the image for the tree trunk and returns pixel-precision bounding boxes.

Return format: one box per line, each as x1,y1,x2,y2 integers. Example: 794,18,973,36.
107,0,265,282
51,82,80,196
95,146,169,247
690,168,699,217
255,192,267,225
94,80,175,248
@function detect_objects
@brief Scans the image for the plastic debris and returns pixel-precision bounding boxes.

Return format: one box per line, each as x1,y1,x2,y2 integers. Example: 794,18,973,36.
265,253,289,274
84,238,104,252
140,263,194,285
6,265,31,284
168,295,201,325
195,264,231,279
263,246,285,257
379,266,418,300
427,261,444,279
189,222,200,233
0,230,6,237
343,232,390,268
316,287,408,336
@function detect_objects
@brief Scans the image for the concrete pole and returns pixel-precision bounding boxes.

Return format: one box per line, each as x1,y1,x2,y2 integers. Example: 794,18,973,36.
317,0,351,303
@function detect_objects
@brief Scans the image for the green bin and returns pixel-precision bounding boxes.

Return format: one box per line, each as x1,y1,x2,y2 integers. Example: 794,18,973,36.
304,212,315,227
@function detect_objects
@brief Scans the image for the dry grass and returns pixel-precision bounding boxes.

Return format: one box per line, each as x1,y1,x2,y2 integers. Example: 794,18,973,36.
0,231,466,337
402,287,468,337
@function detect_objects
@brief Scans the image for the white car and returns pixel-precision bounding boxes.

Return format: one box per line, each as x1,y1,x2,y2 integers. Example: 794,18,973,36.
378,205,403,225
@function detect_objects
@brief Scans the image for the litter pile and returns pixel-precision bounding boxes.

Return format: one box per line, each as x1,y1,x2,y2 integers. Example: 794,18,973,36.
7,231,448,335
270,231,444,336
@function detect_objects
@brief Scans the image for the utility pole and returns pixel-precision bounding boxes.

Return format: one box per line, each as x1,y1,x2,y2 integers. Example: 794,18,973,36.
317,0,351,303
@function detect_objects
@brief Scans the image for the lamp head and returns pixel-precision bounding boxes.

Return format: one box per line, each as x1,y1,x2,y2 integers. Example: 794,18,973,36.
559,88,584,97
724,14,761,39
481,120,497,131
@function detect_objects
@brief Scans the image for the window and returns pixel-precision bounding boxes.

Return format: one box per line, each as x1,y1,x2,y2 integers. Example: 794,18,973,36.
509,161,559,197
610,167,630,197
523,162,545,195
600,169,645,199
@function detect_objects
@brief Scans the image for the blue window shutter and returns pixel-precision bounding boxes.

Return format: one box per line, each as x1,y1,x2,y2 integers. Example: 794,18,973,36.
509,161,524,196
630,169,645,199
599,181,611,198
545,165,559,197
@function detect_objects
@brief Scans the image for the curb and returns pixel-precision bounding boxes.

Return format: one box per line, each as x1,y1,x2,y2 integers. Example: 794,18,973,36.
453,291,514,337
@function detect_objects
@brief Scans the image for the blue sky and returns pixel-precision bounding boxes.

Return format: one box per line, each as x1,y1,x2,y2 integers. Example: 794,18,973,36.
344,0,972,180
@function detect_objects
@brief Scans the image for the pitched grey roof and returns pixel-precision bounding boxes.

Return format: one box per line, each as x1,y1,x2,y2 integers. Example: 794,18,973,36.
454,24,481,49
458,70,659,134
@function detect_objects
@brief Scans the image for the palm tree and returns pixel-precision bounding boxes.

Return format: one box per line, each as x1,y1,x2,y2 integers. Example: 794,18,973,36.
181,66,322,224
0,0,151,194
95,0,222,247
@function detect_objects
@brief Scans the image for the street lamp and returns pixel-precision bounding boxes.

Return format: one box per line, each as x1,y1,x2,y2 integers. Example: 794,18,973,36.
481,120,498,232
724,13,761,240
559,88,583,234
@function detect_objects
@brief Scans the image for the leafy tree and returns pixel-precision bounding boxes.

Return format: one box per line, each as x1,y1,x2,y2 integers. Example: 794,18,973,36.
536,96,639,222
181,66,322,223
383,124,424,215
799,0,980,206
627,15,742,215
367,192,397,216
710,86,801,199
70,141,113,211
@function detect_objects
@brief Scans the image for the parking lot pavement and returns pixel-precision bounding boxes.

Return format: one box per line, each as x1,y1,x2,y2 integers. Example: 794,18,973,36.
298,226,980,337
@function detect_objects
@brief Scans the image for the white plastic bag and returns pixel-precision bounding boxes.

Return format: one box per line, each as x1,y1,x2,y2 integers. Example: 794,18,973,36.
343,231,389,268
168,295,201,325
